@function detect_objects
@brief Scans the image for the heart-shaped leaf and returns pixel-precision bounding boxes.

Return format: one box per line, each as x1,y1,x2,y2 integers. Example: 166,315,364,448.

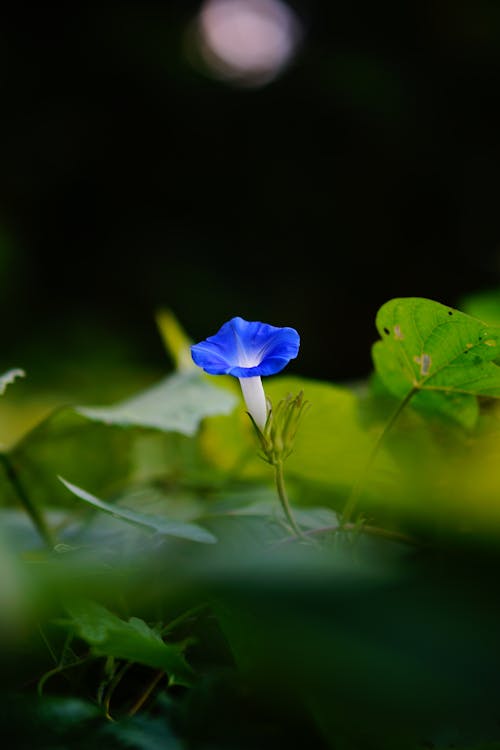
76,371,236,436
373,297,500,426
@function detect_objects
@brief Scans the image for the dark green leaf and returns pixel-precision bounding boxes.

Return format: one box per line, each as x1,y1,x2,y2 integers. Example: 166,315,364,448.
65,600,193,686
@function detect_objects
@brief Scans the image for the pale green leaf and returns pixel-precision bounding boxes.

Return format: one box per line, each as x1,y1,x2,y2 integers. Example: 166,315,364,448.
59,477,217,544
0,369,25,396
76,371,236,436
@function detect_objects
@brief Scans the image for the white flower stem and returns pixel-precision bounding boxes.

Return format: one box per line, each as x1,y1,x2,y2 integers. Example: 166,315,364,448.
238,376,268,430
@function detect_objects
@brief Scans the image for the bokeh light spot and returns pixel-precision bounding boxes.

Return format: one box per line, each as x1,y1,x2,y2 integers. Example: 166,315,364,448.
195,0,303,87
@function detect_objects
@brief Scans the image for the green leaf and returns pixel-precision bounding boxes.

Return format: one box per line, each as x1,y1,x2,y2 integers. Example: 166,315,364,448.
2,408,136,510
198,375,395,500
65,600,193,686
0,368,25,396
59,477,217,544
265,376,394,490
460,288,500,326
104,713,183,750
207,499,338,528
372,297,500,426
76,371,237,436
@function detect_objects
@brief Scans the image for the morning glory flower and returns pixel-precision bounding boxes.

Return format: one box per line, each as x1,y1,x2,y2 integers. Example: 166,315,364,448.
191,317,300,430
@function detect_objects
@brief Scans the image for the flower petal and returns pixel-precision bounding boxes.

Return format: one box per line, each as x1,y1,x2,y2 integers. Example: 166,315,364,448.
191,317,300,377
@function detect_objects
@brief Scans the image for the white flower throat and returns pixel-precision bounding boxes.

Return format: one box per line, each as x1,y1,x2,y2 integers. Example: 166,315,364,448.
238,376,268,430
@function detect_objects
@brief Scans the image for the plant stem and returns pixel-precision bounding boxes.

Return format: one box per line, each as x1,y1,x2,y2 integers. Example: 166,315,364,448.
0,452,55,549
103,662,133,721
37,656,92,696
342,387,418,525
128,670,165,717
273,459,306,539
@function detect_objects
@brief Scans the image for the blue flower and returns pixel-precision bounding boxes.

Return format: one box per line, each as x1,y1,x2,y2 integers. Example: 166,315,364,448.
191,317,300,377
191,317,300,429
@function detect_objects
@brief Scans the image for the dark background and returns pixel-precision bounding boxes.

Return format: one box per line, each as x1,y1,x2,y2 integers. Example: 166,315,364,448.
1,1,500,392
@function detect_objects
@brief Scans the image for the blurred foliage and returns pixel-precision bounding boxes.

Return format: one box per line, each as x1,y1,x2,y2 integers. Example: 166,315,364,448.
2,297,500,748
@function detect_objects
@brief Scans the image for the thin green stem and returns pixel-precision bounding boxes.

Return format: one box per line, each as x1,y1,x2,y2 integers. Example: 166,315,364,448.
38,625,58,664
128,670,165,717
37,656,92,696
342,387,418,525
103,661,133,721
0,452,55,548
273,459,306,539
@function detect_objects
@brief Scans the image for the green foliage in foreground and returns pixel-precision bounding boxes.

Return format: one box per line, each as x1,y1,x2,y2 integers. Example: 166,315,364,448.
3,296,500,748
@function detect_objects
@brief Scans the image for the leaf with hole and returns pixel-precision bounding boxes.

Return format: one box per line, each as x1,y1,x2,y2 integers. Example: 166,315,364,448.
372,297,500,427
